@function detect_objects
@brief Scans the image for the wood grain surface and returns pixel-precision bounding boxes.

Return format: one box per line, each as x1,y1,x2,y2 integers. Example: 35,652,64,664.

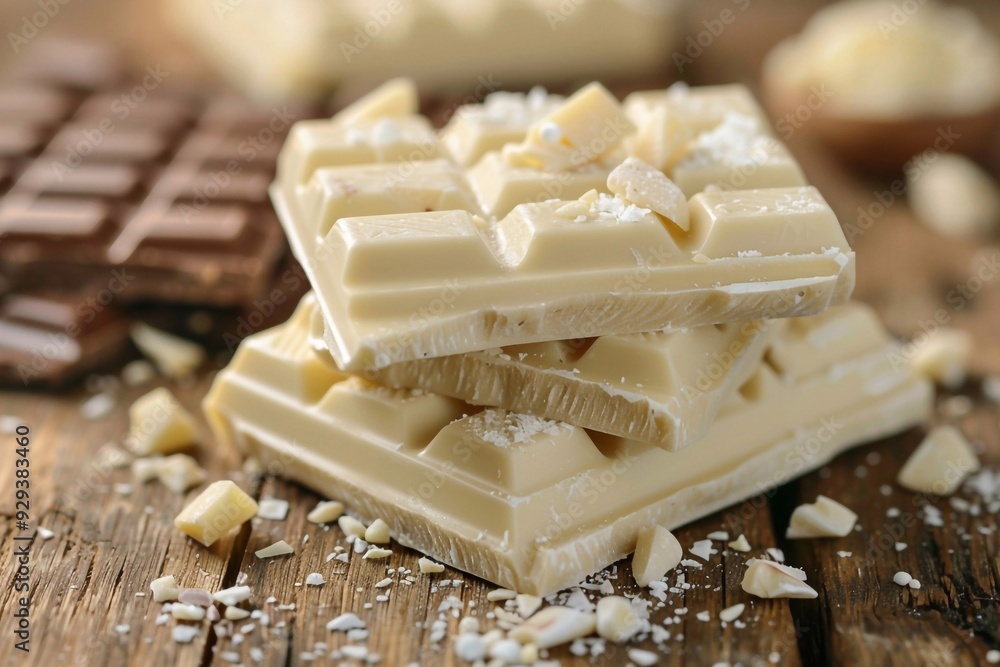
1,1,1000,666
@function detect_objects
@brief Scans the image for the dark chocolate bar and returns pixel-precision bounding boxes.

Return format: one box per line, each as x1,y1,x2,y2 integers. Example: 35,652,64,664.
0,290,133,388
0,40,312,307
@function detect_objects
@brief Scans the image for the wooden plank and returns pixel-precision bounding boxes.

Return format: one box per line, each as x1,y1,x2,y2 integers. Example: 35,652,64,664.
780,393,1000,667
0,375,255,667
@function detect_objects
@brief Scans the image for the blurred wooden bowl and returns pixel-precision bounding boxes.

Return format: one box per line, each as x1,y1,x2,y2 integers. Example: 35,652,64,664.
762,80,1000,172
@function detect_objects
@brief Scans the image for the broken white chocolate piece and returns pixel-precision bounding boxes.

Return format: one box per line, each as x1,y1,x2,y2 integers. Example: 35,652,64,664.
728,534,752,552
486,589,517,602
283,178,853,370
364,519,391,544
203,299,931,595
607,157,690,231
502,83,633,171
786,495,858,538
632,525,682,587
255,540,294,559
174,480,258,547
307,500,344,524
741,559,817,599
897,425,981,496
366,309,772,450
337,515,367,539
150,575,181,603
516,594,543,619
908,327,973,389
363,547,392,560
909,154,1000,239
156,454,207,494
126,388,197,456
256,498,289,521
170,603,206,621
305,572,325,586
508,606,597,649
213,585,251,606
273,82,852,372
418,557,445,574
595,596,642,643
130,323,205,379
335,79,417,129
225,607,251,621
719,603,745,623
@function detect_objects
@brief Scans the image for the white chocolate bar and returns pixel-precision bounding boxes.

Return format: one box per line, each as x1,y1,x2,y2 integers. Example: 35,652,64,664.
350,311,774,450
203,298,932,595
166,0,682,100
274,80,851,371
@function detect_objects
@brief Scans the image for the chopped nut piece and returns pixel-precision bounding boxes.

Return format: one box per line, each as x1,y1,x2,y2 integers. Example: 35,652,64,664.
632,525,682,587
741,559,817,599
607,157,690,231
418,557,445,574
213,585,252,606
174,481,258,547
486,588,517,602
786,495,858,538
595,596,642,643
719,603,745,623
256,498,290,521
909,328,972,389
126,388,197,456
338,515,367,539
131,323,205,379
307,500,345,524
364,518,391,544
255,540,294,559
150,575,181,602
171,603,206,621
363,547,392,560
898,425,980,495
728,534,752,552
516,594,543,618
908,154,1000,239
508,606,597,649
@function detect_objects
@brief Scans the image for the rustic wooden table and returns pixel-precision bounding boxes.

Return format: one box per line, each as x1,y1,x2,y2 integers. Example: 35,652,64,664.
1,1,999,666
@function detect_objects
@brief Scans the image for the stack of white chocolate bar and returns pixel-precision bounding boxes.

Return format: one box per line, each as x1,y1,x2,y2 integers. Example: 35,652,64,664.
204,80,932,595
